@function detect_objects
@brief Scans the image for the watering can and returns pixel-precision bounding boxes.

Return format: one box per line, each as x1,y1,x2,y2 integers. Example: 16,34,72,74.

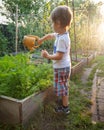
23,35,40,51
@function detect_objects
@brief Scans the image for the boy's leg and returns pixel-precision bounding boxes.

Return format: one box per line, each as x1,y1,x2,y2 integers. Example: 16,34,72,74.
55,95,70,114
62,95,70,114
54,67,70,114
62,95,69,107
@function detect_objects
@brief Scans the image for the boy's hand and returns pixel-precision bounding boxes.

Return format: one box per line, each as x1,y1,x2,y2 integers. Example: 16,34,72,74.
38,38,43,45
41,50,49,59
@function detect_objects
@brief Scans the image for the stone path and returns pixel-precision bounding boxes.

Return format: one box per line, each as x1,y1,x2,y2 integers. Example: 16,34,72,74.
81,64,104,123
81,67,92,84
81,63,96,84
92,71,104,123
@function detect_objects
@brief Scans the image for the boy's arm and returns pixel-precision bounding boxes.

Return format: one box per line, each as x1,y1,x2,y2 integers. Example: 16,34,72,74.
47,52,64,60
41,50,64,60
38,33,55,45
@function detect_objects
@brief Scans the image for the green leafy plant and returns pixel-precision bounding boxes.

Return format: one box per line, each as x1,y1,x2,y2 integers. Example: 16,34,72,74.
0,53,53,99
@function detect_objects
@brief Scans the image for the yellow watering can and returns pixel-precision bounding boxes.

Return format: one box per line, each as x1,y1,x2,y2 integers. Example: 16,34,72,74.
23,35,40,51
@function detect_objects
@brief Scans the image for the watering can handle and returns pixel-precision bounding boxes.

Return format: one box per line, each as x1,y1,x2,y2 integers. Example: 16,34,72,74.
25,35,39,39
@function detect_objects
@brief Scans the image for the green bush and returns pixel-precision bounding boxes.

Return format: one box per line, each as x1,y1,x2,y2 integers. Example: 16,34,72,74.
0,53,53,99
0,30,8,56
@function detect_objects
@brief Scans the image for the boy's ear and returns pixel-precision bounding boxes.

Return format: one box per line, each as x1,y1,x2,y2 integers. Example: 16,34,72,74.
56,20,61,25
55,20,61,28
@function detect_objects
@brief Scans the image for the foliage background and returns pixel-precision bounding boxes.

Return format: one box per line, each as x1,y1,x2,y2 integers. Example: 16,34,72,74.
0,0,103,57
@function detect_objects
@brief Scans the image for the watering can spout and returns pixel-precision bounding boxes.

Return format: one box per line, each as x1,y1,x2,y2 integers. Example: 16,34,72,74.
23,35,40,51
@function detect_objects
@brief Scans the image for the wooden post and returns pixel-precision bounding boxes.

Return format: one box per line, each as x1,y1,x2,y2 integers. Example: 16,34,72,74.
72,0,77,61
65,0,73,64
15,5,18,54
65,0,68,6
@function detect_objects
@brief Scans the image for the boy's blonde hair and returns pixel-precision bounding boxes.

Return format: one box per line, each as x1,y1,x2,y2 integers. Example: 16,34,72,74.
51,5,73,28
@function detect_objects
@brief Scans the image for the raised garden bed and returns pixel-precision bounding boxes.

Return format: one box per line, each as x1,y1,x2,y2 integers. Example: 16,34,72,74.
0,87,55,126
71,53,96,76
0,53,96,126
0,53,54,126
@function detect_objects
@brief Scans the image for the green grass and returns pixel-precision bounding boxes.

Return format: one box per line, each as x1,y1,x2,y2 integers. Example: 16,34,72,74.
72,60,78,66
93,55,104,77
26,78,104,130
87,55,104,86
